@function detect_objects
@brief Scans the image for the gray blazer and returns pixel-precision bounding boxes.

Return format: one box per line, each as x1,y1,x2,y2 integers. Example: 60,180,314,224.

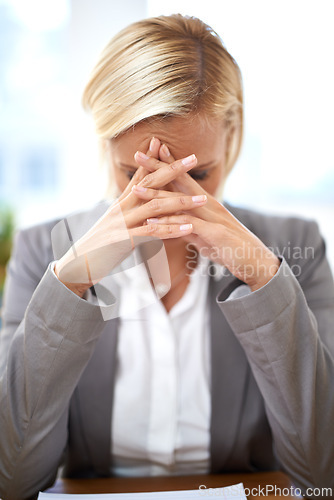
1,202,334,500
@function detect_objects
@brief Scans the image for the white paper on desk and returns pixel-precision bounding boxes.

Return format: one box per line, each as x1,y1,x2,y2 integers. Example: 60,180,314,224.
38,482,247,499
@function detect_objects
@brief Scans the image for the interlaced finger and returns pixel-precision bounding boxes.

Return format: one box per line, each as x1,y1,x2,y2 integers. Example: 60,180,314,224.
159,144,222,220
158,143,208,197
126,192,207,227
134,151,197,189
131,185,185,200
119,137,161,204
131,222,194,240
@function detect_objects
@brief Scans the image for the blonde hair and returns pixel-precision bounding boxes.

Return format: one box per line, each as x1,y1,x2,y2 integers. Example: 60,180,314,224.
82,14,243,174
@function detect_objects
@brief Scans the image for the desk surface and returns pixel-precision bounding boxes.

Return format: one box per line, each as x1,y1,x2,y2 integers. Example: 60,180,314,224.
46,471,297,498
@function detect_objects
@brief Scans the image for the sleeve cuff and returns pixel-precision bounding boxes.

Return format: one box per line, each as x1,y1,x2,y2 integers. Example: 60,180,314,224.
33,263,119,340
217,257,302,334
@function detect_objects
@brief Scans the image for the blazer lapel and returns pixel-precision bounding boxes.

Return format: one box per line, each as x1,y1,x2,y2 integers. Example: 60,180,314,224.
75,318,119,476
209,272,250,472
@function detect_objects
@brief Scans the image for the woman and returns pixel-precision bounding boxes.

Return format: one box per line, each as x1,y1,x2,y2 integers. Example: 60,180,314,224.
1,14,334,500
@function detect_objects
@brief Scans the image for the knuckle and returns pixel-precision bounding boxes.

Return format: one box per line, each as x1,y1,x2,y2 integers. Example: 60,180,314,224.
150,189,159,199
179,196,186,206
167,224,173,234
169,162,178,171
149,198,161,212
141,175,152,186
146,223,156,233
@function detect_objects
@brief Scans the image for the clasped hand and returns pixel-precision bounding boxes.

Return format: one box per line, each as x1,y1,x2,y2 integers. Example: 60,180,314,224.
55,137,280,296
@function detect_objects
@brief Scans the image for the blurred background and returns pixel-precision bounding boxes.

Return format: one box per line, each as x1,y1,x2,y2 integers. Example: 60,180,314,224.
1,0,334,290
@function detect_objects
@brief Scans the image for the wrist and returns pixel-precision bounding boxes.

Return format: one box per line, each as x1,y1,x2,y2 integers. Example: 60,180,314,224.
248,256,281,292
54,261,91,298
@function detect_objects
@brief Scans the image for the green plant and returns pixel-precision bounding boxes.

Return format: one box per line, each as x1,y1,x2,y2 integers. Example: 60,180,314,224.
0,206,15,293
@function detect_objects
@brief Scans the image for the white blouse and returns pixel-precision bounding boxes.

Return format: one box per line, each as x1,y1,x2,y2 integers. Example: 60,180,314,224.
110,254,212,476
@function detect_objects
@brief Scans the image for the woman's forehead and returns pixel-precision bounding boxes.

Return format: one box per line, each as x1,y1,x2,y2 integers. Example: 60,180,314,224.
112,114,226,158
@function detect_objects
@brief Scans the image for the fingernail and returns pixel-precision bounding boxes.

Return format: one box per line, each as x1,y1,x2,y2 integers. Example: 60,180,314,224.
135,151,149,161
181,154,196,166
132,185,147,192
192,194,207,203
149,137,158,151
180,223,192,231
161,144,170,157
147,218,160,223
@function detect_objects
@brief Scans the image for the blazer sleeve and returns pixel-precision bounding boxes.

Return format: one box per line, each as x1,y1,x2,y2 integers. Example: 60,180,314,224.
218,219,334,497
0,228,116,500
